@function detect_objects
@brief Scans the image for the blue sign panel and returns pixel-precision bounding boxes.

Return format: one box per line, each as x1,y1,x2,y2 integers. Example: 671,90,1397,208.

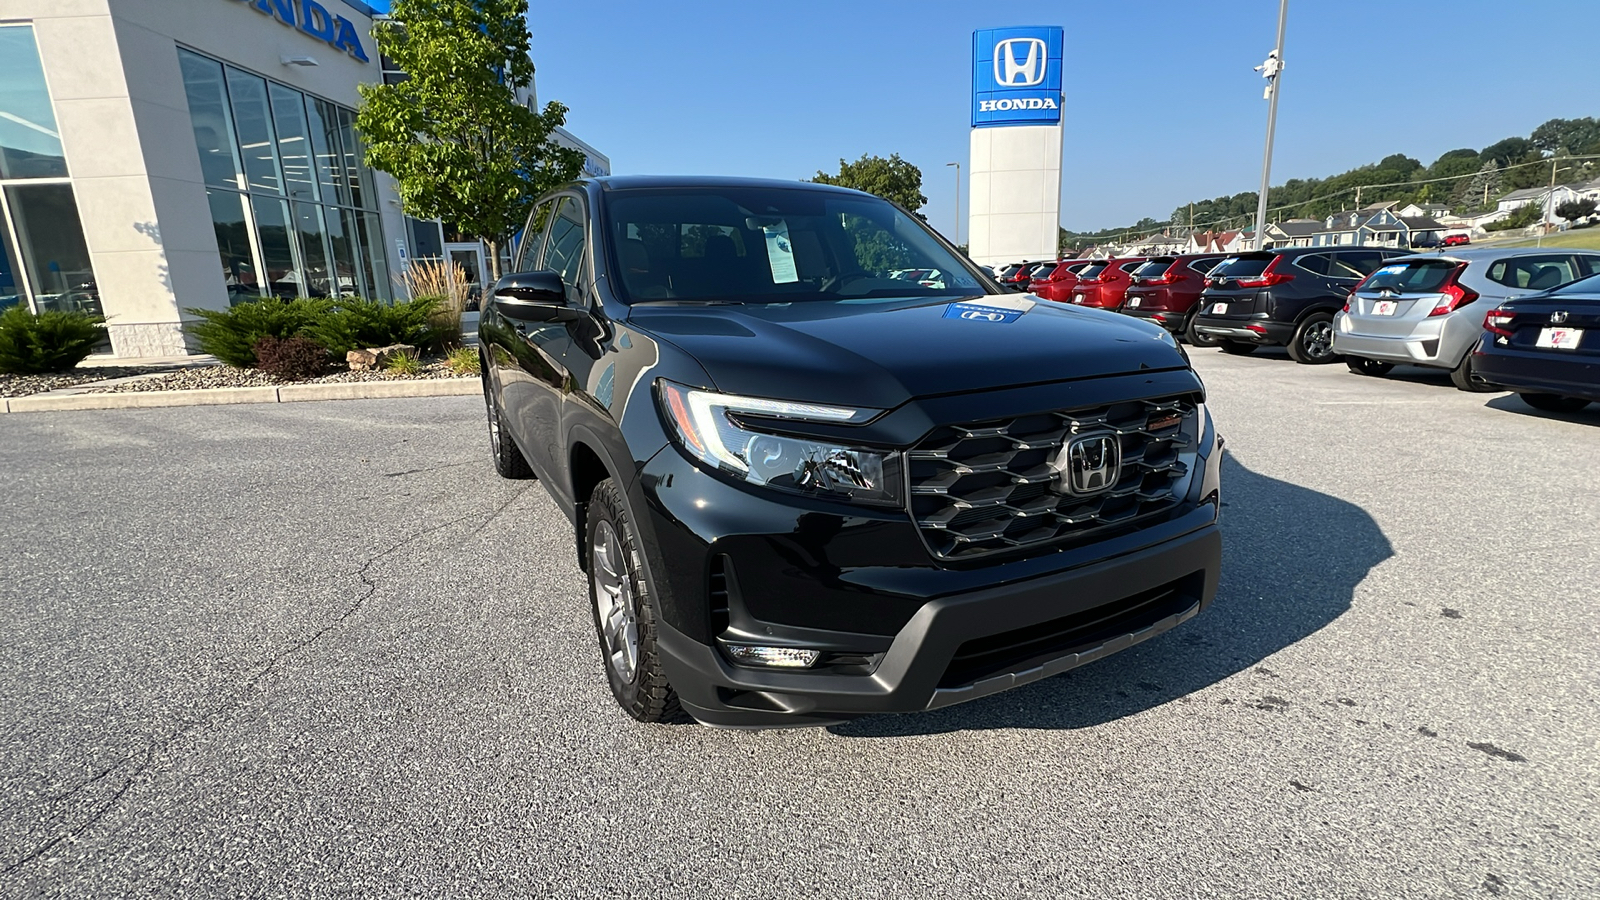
972,26,1064,128
943,302,1024,324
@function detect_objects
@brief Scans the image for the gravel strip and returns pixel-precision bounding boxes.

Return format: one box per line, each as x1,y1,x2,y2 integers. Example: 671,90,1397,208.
0,366,174,399
89,361,475,393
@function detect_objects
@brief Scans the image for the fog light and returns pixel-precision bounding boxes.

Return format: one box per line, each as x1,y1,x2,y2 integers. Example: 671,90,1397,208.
723,644,821,668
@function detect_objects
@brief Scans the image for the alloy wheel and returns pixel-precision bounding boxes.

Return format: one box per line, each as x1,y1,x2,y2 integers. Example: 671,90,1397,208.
1302,321,1334,359
591,520,640,682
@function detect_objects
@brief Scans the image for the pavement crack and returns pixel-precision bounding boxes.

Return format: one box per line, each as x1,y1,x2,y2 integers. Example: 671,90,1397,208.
1,503,495,876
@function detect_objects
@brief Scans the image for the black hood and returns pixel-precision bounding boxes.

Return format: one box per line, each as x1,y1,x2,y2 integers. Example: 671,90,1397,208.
627,295,1190,409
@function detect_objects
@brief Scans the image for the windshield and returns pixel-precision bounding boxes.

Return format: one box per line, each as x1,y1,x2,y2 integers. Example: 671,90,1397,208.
1359,259,1457,294
604,186,987,302
1132,259,1174,278
1210,255,1272,278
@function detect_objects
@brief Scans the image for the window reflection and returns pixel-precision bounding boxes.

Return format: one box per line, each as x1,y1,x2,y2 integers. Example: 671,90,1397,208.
0,211,22,311
208,189,258,305
325,207,360,297
0,26,68,179
292,201,331,296
178,51,243,190
7,184,99,314
251,195,299,299
268,82,318,201
225,68,282,194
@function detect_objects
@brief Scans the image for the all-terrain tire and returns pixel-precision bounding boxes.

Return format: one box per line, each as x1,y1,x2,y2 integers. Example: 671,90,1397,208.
586,478,682,723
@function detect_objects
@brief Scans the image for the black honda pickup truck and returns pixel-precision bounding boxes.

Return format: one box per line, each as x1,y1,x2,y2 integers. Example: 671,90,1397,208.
477,175,1223,728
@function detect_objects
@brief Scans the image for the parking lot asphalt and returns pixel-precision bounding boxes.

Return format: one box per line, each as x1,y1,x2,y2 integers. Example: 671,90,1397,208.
1,349,1596,899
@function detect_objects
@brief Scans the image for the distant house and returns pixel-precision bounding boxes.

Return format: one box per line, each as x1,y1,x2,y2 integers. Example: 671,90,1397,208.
1398,202,1451,219
1262,219,1322,248
1184,229,1248,254
1306,208,1441,248
1439,209,1508,235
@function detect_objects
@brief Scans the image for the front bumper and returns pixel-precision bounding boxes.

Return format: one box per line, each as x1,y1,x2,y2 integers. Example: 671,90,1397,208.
657,514,1220,727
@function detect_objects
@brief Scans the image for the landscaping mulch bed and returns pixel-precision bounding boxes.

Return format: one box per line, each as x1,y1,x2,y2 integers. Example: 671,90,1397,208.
0,366,170,399
89,360,475,393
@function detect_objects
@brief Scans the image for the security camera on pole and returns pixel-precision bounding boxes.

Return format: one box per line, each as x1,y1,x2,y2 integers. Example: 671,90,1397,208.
1251,0,1288,250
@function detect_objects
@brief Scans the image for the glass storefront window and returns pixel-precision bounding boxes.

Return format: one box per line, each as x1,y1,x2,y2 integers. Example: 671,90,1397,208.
207,189,258,305
180,49,387,305
224,68,282,195
6,184,99,314
0,26,68,180
268,82,318,202
178,51,243,190
250,195,299,299
0,211,22,311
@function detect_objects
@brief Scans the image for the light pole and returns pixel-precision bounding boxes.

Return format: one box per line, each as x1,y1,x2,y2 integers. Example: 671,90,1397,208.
946,162,961,248
1251,0,1288,250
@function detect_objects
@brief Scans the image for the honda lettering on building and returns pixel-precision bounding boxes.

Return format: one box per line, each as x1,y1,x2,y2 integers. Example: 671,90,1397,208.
232,0,370,63
971,26,1064,128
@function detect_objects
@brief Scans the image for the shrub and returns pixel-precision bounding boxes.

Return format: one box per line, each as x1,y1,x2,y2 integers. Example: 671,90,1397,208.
446,345,479,376
305,295,447,357
185,298,330,367
0,306,106,374
384,350,422,375
252,334,331,381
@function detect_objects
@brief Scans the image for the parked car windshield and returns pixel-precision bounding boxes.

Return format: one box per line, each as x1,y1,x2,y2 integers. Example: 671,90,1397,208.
1359,259,1458,294
1209,255,1272,278
604,186,986,303
1132,259,1175,278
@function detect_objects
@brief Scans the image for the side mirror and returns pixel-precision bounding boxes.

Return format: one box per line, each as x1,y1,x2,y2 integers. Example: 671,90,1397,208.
491,271,582,322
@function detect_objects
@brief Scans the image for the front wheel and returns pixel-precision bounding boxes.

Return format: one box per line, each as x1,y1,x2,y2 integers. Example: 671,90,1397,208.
587,478,681,723
1449,352,1499,393
482,354,533,479
1183,312,1219,347
1287,313,1338,364
1346,357,1394,376
1519,393,1591,413
1217,340,1257,355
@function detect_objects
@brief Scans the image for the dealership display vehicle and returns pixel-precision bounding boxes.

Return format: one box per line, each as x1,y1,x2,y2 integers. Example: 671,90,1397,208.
1475,275,1600,413
1117,254,1230,345
1190,247,1409,363
1029,259,1095,302
1333,249,1600,389
1065,258,1147,309
478,176,1223,729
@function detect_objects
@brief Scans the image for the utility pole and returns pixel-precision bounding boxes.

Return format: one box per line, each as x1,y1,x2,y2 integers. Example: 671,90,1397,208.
1537,155,1557,247
946,162,961,249
1251,0,1288,250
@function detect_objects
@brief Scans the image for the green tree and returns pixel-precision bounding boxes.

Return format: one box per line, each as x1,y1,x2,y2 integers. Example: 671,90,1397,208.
1531,117,1600,155
810,153,928,217
1481,137,1534,167
1485,201,1544,232
356,0,585,281
1555,197,1598,222
1452,160,1503,212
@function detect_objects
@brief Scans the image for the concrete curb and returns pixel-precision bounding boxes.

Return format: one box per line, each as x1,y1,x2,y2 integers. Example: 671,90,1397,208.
2,377,481,414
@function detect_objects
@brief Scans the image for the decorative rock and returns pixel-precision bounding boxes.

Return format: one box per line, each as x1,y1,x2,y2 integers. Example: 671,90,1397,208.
347,344,418,371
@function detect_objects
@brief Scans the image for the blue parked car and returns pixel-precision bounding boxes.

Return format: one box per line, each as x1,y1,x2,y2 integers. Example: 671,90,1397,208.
1474,274,1600,413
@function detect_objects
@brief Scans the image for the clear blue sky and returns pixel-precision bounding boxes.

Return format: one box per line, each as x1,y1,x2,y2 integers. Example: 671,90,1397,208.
379,1,1600,237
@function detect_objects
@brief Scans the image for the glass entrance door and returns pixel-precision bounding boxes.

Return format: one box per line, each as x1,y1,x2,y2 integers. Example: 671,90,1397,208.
444,242,485,309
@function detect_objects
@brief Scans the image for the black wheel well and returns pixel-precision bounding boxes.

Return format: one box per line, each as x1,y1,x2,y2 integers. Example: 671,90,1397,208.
1295,303,1342,325
570,441,611,571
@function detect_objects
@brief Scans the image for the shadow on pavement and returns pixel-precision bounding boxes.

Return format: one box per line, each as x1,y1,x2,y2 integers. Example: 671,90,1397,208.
1483,393,1600,427
831,453,1392,737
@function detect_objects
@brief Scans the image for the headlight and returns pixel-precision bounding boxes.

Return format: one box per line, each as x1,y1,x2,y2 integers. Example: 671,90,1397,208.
657,380,901,505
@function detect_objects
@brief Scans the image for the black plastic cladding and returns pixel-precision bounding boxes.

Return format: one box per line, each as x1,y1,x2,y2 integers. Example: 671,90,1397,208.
906,397,1199,560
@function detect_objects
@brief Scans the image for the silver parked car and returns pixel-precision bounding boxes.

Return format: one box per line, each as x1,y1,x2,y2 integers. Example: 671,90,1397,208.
1333,248,1600,390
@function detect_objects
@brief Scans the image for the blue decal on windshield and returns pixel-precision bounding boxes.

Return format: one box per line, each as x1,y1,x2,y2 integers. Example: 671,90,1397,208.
943,302,1023,323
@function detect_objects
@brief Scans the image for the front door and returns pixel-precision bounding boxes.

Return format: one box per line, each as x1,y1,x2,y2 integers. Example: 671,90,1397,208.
444,242,486,309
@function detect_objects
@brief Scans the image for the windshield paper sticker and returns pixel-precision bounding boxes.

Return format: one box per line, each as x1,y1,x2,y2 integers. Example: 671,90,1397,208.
944,302,1024,323
762,221,799,284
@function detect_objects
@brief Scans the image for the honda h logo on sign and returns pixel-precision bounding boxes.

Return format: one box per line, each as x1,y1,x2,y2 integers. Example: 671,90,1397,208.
1054,433,1121,496
994,37,1047,86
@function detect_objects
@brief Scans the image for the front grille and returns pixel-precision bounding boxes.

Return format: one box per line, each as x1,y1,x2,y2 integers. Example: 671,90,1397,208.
938,573,1202,689
907,397,1198,560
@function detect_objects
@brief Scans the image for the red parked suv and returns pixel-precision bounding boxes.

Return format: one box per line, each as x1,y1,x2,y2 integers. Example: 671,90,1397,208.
1029,259,1094,301
1066,258,1146,308
1117,253,1231,345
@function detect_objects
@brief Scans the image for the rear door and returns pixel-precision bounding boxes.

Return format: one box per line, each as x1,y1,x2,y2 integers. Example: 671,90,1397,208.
505,194,586,483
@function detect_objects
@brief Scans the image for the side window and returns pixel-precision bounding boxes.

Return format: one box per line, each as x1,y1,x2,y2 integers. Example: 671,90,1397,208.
541,196,588,301
1338,250,1386,276
1294,253,1330,276
1486,254,1578,290
515,199,558,273
1579,255,1600,277
1189,257,1224,274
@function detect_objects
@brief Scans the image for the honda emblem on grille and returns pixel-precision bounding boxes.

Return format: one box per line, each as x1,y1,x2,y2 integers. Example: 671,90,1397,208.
1053,433,1121,496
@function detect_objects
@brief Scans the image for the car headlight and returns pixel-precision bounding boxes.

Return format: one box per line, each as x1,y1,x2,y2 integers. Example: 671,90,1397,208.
657,380,902,505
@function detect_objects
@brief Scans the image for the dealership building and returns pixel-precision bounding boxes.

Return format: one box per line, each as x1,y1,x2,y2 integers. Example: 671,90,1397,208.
0,0,607,358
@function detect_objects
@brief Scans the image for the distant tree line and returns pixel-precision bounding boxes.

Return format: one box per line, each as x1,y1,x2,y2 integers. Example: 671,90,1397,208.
1061,117,1600,251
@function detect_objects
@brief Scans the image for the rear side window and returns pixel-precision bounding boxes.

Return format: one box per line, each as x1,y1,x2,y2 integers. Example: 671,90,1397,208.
1210,256,1271,278
1340,250,1389,274
1486,255,1581,290
1189,257,1225,274
1132,259,1173,278
1360,259,1457,293
1118,261,1142,273
1294,254,1331,276
1076,263,1109,279
1579,255,1600,277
